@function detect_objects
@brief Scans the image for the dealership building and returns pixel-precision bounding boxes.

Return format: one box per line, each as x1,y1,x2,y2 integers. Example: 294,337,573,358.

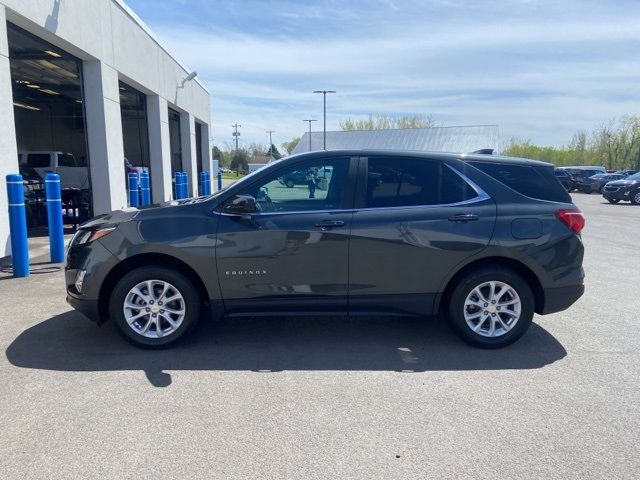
0,0,212,258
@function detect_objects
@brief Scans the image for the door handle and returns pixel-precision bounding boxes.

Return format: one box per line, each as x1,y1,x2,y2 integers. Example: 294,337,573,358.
448,213,479,222
314,220,345,229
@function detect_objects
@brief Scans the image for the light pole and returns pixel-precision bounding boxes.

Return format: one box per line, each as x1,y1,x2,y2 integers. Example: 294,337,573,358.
303,119,317,152
313,90,336,150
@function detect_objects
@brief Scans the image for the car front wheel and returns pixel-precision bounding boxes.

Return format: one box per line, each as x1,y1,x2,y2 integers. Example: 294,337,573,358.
447,267,534,348
285,179,294,188
109,266,201,348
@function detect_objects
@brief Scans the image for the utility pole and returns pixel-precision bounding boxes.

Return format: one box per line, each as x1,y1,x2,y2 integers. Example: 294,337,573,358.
266,130,275,160
303,119,317,152
313,90,336,150
232,123,241,151
232,123,241,175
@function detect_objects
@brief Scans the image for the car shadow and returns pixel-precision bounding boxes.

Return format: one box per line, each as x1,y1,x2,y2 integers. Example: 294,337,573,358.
6,311,567,387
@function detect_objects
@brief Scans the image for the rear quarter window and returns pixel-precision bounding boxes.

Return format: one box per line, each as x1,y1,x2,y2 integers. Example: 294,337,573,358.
469,161,571,203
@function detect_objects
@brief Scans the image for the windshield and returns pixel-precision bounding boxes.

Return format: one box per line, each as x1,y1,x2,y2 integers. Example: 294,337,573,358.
204,165,275,200
627,172,640,180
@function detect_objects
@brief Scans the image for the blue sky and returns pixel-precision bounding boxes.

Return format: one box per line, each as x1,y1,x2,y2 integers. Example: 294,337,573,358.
125,0,640,150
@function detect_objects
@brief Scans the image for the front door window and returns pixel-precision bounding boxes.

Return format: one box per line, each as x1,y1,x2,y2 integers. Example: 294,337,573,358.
238,159,348,213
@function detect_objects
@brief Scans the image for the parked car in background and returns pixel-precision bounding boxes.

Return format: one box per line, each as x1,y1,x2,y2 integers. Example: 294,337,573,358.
18,152,91,226
602,172,640,205
554,168,571,191
18,151,90,190
613,169,638,177
581,173,626,194
19,163,46,228
66,150,585,349
560,166,607,192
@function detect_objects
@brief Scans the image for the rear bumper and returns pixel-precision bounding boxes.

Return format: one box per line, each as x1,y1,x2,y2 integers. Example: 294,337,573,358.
66,294,101,324
540,284,584,315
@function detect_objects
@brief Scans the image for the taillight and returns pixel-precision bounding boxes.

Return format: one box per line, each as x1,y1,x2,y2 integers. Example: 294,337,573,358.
556,209,585,234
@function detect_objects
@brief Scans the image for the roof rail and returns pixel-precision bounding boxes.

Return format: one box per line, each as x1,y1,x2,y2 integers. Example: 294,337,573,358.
470,148,494,155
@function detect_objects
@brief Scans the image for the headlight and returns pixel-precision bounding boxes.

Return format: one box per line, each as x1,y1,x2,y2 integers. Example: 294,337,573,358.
76,227,116,245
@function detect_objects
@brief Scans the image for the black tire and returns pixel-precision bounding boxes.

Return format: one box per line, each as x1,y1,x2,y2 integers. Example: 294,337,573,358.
605,196,620,204
109,266,201,348
583,187,592,194
285,179,294,188
631,190,640,205
447,267,534,348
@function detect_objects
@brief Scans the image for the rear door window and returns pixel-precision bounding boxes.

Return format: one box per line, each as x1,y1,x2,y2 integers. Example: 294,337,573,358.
365,157,478,208
469,161,571,203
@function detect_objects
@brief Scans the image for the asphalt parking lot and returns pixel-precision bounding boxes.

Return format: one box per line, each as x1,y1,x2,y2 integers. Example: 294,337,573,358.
0,193,638,479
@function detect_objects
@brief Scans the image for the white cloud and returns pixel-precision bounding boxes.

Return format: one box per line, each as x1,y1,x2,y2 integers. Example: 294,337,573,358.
140,1,640,148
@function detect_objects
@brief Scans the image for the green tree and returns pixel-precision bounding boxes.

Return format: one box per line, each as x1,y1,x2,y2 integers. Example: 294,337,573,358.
230,149,249,174
281,137,300,155
501,115,640,170
267,144,282,160
340,114,437,131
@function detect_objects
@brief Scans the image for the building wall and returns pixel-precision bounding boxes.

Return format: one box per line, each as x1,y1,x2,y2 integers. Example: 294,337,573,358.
0,0,211,258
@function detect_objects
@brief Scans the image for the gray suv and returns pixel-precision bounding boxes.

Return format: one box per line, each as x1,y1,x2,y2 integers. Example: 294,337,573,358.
66,151,585,349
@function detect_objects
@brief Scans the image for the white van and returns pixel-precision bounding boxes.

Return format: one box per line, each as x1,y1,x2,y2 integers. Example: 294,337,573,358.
18,151,89,189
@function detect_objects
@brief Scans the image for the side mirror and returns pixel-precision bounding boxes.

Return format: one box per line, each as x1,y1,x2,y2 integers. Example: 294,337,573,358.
224,194,258,215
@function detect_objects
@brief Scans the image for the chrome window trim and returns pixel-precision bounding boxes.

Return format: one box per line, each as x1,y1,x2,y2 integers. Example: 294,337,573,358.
356,163,490,212
216,163,491,216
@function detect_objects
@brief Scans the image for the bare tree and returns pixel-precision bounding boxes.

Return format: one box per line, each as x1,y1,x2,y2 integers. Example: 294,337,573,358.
340,114,437,131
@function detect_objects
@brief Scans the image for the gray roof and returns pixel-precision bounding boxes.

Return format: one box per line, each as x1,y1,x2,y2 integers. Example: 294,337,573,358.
291,125,499,155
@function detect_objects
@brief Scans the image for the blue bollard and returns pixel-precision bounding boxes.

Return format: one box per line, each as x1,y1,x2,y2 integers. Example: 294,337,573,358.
139,171,150,206
204,171,211,195
217,170,222,191
199,171,206,196
174,171,184,199
44,173,65,263
128,172,139,207
6,174,29,277
180,172,189,199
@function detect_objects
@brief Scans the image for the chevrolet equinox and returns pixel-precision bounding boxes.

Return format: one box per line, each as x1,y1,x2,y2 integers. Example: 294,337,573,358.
66,150,585,348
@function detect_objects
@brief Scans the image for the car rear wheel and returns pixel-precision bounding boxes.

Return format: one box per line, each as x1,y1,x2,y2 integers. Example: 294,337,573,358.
109,266,201,348
583,187,592,194
631,190,640,205
285,179,294,188
447,267,534,348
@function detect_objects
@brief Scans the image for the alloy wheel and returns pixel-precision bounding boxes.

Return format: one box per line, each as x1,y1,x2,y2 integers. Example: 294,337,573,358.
463,281,522,337
123,280,186,339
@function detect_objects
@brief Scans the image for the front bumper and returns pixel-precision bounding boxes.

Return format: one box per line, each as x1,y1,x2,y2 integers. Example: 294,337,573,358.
65,237,119,324
602,187,633,200
66,294,101,323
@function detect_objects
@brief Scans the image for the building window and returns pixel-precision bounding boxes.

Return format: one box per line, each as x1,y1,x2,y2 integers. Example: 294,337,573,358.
119,81,150,179
195,122,204,173
168,108,182,174
8,22,91,229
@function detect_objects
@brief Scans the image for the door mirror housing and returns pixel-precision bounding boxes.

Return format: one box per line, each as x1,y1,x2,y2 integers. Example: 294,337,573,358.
224,194,259,215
